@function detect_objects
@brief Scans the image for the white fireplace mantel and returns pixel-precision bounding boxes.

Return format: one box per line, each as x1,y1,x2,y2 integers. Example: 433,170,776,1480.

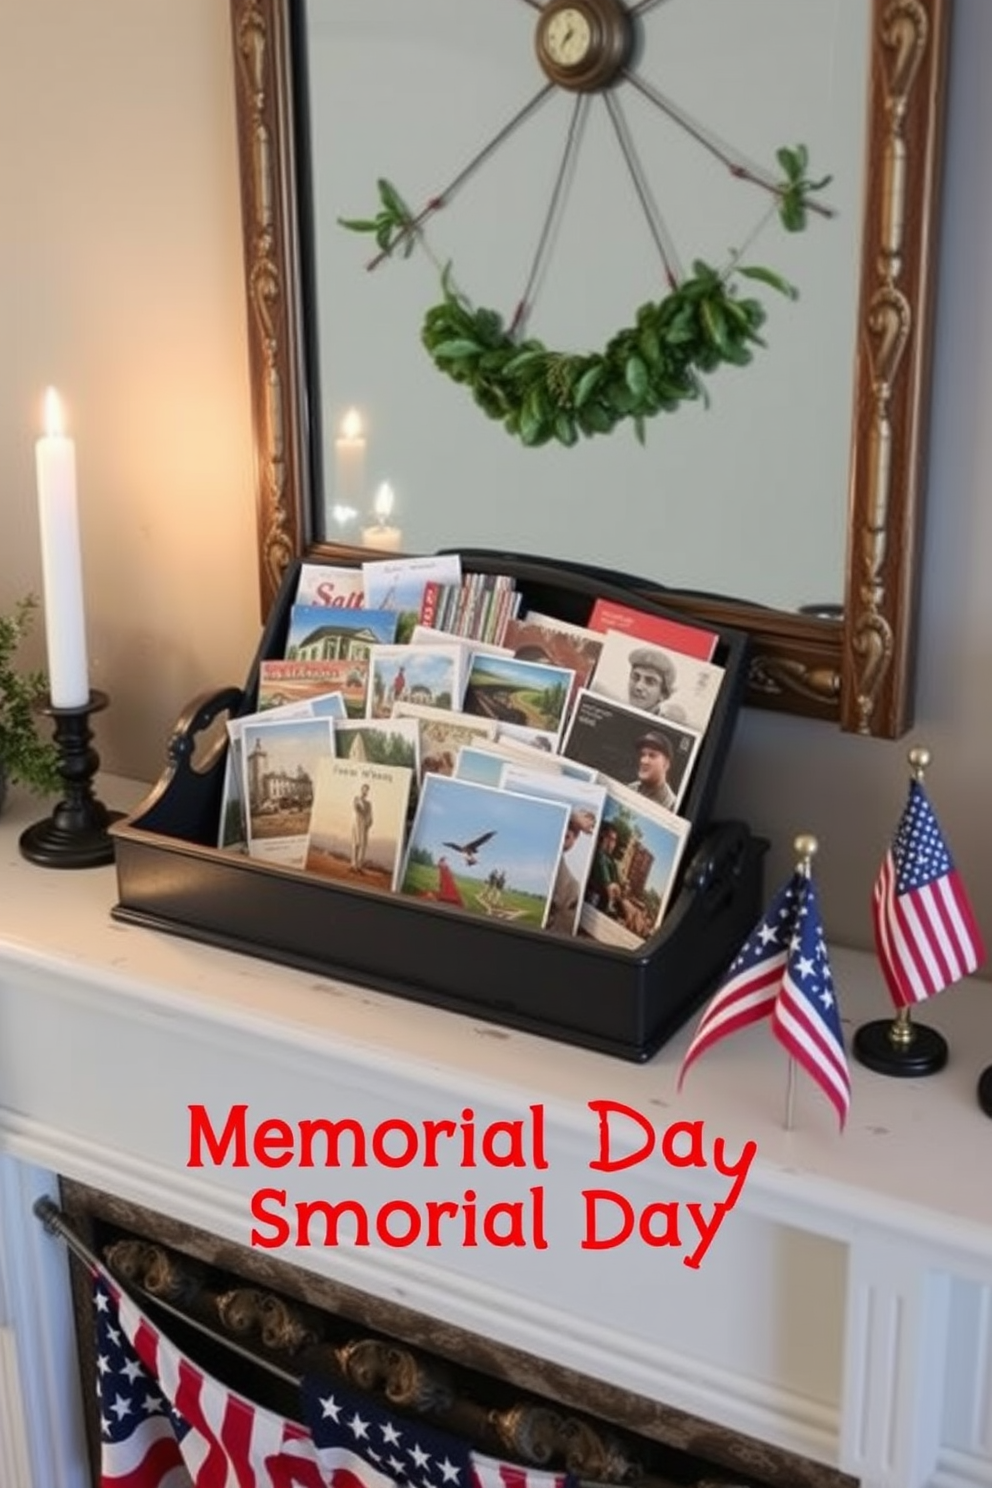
1,777,991,1488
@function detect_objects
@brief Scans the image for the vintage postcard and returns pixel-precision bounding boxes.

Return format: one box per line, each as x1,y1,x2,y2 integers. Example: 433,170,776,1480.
362,554,463,643
308,691,349,720
294,562,365,609
447,734,598,783
451,744,511,788
367,643,464,719
580,781,691,950
305,757,413,892
218,697,317,852
257,659,368,716
587,597,719,662
398,774,569,931
462,651,575,743
589,629,725,735
560,689,701,812
504,613,603,700
285,603,397,658
333,717,420,775
240,716,336,868
499,768,607,936
392,702,497,778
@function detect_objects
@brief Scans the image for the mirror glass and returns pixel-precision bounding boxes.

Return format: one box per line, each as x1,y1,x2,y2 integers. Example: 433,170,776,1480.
304,0,866,613
230,0,950,737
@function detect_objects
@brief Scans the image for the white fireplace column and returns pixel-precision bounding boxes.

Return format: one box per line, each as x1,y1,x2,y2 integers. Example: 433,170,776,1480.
0,1157,89,1488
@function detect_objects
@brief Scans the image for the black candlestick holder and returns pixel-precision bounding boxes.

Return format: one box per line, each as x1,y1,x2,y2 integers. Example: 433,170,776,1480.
19,690,123,868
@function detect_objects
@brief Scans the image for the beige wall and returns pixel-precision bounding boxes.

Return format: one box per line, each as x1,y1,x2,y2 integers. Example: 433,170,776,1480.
2,1,990,967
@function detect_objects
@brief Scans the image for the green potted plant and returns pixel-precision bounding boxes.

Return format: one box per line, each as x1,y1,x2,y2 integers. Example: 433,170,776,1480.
0,595,61,811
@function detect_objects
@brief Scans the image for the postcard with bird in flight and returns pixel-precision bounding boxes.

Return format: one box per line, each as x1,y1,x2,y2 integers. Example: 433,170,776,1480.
398,774,569,931
305,757,413,893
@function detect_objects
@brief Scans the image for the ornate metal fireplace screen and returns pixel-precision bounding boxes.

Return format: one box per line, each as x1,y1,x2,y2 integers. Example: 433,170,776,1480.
48,1179,855,1488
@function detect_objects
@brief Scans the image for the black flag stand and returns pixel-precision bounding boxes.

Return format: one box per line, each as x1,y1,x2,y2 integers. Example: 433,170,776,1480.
852,747,949,1079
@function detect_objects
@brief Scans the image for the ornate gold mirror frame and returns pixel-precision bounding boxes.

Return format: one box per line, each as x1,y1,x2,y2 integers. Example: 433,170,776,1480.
229,0,950,739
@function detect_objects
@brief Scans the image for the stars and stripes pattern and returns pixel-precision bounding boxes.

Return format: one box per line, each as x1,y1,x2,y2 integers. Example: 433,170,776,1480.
300,1377,574,1488
94,1265,578,1488
678,870,851,1127
94,1268,327,1487
873,779,984,1007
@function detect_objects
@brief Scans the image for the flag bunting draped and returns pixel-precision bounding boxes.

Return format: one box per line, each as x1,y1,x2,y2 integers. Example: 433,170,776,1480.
678,869,851,1127
872,778,984,1007
93,1264,576,1488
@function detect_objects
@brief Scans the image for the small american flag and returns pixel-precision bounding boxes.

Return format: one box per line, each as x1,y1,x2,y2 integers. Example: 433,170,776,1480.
678,870,851,1128
873,778,984,1007
94,1269,327,1487
301,1377,575,1488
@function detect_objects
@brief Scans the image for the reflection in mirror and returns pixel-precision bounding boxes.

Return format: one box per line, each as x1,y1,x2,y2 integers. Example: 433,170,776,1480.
229,0,951,739
306,0,862,615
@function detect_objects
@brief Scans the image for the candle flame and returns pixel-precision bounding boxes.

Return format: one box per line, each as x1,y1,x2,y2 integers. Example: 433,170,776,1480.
373,482,395,521
340,407,363,441
43,387,65,438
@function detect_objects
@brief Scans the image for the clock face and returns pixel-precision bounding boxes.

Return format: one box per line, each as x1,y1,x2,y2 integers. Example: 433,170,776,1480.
543,7,593,68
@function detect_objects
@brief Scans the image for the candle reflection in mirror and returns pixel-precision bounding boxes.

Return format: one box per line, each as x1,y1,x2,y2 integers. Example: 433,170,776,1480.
362,481,403,552
333,406,366,512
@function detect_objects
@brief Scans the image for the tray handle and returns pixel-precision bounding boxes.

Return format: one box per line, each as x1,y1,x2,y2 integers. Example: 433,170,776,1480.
117,686,244,840
681,819,762,909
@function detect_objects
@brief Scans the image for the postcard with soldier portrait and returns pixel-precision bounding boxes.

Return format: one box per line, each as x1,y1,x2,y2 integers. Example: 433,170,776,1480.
589,630,725,736
560,689,702,813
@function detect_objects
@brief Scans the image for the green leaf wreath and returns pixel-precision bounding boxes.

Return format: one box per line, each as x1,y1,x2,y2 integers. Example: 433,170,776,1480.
340,146,830,449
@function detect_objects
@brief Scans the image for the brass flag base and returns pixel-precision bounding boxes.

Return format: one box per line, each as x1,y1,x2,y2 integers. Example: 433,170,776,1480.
853,1009,948,1078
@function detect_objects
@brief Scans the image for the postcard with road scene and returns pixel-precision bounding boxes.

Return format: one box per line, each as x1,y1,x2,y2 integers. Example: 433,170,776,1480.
362,554,463,643
589,630,725,735
580,781,691,950
367,643,464,720
219,697,317,852
398,774,569,931
391,702,497,779
462,652,574,745
294,563,365,609
305,758,413,893
503,613,603,703
285,604,398,658
257,659,369,717
499,768,607,936
333,718,420,775
240,716,336,868
587,598,719,662
560,689,701,813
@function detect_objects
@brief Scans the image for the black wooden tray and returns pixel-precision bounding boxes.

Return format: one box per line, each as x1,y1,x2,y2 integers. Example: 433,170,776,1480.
110,553,766,1061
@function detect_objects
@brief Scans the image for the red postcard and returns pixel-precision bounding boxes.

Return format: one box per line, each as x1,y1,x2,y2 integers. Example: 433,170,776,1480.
587,599,719,662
